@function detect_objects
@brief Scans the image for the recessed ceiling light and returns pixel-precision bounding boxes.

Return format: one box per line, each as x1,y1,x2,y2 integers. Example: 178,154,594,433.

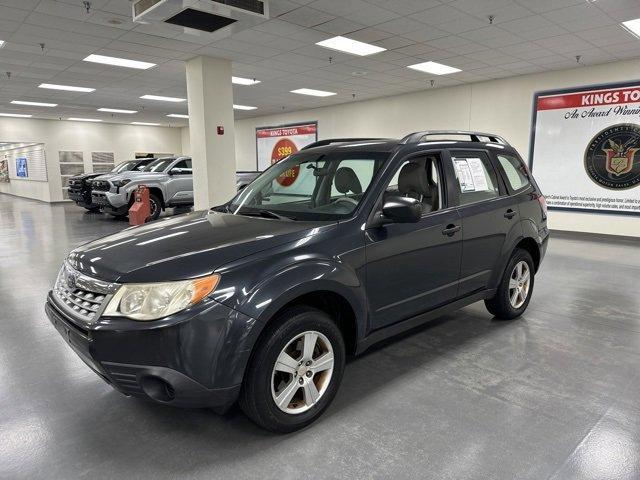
232,76,261,86
167,114,189,118
11,100,58,107
407,61,461,75
0,40,6,49
233,104,257,110
83,54,156,70
290,88,337,97
98,108,138,114
0,113,32,118
68,117,102,122
39,83,95,93
622,18,640,38
131,122,161,126
140,95,186,102
316,36,386,56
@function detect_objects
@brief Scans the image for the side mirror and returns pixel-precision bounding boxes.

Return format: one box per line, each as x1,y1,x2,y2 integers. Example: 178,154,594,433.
169,168,183,175
381,196,422,223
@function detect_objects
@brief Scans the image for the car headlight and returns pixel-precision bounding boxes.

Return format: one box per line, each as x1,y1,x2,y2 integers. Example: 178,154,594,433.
112,179,130,188
103,274,220,321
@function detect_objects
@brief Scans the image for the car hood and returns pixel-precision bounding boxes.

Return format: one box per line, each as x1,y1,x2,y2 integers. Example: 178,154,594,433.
68,210,333,283
70,173,102,182
94,171,166,183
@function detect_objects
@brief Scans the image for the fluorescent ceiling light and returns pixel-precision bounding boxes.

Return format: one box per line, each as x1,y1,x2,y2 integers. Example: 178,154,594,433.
11,100,57,107
68,117,102,122
131,122,160,126
407,61,461,75
233,104,257,110
167,114,189,118
0,113,32,118
316,36,386,56
140,95,186,102
83,54,156,70
98,108,138,114
622,18,640,38
0,40,5,49
290,88,336,97
39,83,95,93
232,76,261,85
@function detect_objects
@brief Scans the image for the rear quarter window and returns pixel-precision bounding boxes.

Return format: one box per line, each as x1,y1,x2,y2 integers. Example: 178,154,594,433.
497,154,530,192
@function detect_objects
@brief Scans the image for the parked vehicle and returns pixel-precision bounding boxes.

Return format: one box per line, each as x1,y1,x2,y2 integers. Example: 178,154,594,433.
91,156,193,221
67,158,155,211
92,157,261,221
46,131,548,432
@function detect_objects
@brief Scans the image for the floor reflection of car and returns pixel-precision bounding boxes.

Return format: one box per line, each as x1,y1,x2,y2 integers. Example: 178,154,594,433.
67,158,156,211
47,131,548,433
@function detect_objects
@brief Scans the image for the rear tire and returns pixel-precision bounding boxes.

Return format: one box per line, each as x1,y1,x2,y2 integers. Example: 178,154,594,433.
485,248,535,320
239,306,345,433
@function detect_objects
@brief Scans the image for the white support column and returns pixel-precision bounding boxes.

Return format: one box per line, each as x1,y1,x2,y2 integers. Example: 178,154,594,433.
186,56,236,210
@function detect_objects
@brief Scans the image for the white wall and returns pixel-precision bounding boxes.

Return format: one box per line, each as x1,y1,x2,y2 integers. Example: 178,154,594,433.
234,59,640,238
0,117,183,202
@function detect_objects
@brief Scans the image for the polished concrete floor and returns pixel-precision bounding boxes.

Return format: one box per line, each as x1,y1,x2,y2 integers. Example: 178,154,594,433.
1,194,639,480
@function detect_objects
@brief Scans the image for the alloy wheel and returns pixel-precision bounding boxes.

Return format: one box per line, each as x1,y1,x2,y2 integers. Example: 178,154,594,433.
509,260,530,308
271,331,334,414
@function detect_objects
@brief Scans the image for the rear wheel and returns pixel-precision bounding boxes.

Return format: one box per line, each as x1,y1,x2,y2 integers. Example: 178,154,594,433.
239,306,345,433
485,248,535,319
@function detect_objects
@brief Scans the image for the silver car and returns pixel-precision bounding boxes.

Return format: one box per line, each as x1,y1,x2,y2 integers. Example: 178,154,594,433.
91,157,193,220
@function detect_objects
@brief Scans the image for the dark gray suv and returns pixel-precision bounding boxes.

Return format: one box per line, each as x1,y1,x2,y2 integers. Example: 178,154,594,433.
46,131,548,432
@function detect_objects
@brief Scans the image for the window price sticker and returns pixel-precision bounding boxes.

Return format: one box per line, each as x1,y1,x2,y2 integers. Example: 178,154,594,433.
453,158,490,192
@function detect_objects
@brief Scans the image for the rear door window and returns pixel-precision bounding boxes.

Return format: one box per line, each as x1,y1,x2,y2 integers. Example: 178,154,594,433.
450,151,500,206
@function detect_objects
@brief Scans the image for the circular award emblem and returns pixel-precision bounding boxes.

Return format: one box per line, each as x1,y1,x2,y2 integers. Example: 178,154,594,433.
271,138,300,187
584,123,640,190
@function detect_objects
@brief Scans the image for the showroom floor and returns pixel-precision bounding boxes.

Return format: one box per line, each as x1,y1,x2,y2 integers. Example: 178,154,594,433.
1,194,639,480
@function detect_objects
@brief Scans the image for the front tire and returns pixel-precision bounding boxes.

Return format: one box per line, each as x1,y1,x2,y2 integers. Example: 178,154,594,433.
239,306,345,433
148,194,161,221
485,248,535,319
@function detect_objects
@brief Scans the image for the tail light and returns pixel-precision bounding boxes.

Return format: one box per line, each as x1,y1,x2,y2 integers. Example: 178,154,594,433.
537,194,547,217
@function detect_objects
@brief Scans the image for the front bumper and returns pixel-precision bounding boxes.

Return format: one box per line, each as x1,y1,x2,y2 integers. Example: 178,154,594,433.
91,190,128,214
45,292,262,409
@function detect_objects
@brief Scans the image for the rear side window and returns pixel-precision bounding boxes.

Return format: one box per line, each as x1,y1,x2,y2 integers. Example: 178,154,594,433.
497,154,530,192
451,151,500,206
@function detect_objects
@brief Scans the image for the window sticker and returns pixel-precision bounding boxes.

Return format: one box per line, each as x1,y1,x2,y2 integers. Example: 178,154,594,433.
453,158,490,192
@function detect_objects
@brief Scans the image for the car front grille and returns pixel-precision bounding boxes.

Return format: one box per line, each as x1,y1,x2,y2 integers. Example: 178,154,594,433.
52,264,119,324
92,180,110,191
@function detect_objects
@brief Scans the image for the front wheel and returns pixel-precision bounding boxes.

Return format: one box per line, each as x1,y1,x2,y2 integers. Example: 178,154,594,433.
148,194,161,221
239,306,345,432
485,248,535,319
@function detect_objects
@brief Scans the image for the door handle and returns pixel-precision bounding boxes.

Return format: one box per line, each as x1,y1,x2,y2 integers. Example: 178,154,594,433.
442,224,461,236
504,209,516,219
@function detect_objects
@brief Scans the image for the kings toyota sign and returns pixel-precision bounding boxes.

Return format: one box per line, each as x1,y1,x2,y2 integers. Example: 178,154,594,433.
531,81,640,215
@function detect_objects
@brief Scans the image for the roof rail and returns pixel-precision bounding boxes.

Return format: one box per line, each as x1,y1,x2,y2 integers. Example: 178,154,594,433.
301,138,385,150
400,130,510,146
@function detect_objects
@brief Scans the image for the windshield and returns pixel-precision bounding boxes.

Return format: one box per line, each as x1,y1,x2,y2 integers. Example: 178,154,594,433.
227,150,388,221
112,160,138,173
143,158,174,172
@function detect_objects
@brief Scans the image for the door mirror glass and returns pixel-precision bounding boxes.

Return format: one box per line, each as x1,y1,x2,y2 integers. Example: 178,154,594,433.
382,196,422,223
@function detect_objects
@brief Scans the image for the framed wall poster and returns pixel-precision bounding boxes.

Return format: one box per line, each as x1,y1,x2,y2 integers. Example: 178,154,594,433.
255,122,318,174
530,80,640,216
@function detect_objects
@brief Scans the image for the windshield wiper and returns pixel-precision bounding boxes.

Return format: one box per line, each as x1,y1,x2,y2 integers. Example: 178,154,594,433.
237,209,295,221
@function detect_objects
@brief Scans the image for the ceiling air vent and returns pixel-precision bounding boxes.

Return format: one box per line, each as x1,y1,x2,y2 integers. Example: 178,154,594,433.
132,0,268,39
210,0,265,16
166,9,237,32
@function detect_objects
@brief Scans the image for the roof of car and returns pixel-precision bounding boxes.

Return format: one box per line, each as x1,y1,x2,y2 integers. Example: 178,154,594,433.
300,131,514,155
